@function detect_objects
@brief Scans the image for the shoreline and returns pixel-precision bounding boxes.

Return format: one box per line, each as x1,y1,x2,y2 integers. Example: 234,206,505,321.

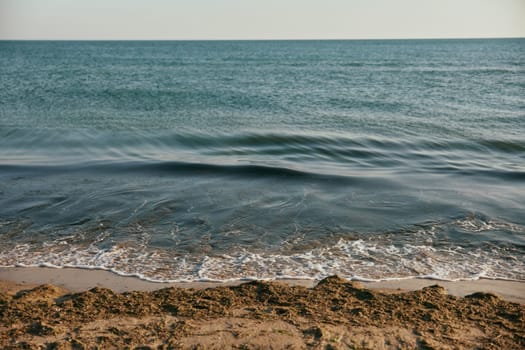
2,266,524,303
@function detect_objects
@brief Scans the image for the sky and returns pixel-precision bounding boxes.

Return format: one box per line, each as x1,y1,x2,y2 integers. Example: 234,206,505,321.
1,0,524,40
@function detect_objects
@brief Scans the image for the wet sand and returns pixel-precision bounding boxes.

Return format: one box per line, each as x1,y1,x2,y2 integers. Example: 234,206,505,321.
1,267,524,349
1,266,524,303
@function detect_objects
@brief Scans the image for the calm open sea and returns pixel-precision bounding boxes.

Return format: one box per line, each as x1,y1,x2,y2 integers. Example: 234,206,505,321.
0,39,524,282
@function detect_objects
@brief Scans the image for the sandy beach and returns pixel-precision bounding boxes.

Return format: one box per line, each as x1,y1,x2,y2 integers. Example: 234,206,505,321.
1,267,524,349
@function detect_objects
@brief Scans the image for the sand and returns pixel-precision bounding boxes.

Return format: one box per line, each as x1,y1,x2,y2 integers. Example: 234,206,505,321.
1,267,524,303
1,267,524,349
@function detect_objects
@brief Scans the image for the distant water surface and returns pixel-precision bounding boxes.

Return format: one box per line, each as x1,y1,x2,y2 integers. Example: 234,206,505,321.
0,39,524,282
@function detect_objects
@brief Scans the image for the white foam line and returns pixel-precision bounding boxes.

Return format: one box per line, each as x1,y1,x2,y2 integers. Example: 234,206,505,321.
2,263,524,284
1,221,524,283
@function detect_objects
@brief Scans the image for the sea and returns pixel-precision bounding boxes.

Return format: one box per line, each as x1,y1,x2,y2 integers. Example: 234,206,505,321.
0,39,524,283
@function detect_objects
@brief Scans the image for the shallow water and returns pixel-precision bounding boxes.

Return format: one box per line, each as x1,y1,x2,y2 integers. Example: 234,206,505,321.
0,39,524,282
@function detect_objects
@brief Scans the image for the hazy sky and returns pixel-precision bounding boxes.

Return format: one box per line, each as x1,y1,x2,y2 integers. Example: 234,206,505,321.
1,0,524,40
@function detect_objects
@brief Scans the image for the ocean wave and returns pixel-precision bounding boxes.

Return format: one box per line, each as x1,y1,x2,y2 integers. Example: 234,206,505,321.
1,129,524,181
1,216,523,283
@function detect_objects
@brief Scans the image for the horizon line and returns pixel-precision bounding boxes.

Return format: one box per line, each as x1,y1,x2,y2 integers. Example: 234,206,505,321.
1,36,524,42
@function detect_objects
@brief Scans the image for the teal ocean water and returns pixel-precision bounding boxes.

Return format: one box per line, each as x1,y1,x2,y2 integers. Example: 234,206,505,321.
0,39,524,282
